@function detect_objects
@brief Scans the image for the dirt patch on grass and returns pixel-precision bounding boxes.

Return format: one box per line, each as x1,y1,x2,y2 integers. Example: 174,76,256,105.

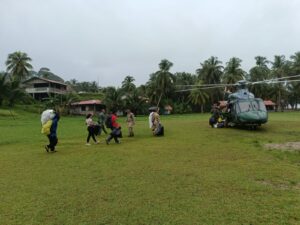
258,180,290,190
256,179,300,190
265,142,300,152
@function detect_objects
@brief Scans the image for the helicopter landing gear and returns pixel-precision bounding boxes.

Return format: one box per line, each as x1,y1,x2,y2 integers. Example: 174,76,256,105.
249,125,257,130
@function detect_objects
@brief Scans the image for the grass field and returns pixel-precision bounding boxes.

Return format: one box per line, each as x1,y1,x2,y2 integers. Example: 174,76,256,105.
0,109,299,225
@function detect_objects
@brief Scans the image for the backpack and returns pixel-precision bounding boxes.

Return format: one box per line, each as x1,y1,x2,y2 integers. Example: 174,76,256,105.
105,115,113,128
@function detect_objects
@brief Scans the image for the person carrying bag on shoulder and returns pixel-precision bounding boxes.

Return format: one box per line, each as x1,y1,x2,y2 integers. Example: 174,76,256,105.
106,110,122,144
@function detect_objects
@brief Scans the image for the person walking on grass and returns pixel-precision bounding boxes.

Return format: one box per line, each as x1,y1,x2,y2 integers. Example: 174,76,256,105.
151,108,160,135
85,113,99,145
106,110,122,144
45,112,60,152
97,108,107,135
126,109,135,137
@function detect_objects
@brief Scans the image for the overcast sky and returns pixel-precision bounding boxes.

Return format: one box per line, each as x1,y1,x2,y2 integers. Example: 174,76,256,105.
1,0,300,87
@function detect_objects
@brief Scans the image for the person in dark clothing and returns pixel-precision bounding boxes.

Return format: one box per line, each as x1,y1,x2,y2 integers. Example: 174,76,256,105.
97,108,107,134
45,112,60,152
86,113,99,145
209,103,220,128
106,111,121,144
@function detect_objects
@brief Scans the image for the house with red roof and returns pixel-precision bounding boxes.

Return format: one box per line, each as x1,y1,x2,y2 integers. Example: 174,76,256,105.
263,100,276,111
70,99,106,115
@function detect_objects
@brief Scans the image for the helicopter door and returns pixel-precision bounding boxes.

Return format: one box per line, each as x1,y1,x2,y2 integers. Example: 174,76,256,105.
232,102,239,119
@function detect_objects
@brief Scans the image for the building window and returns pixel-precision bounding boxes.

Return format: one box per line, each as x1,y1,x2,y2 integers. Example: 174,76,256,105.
81,106,86,111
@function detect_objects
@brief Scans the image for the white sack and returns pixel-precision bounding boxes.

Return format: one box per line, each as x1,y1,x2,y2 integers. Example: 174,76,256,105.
41,109,55,125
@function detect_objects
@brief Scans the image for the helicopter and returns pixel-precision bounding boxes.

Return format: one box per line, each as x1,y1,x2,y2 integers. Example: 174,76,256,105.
176,74,300,129
220,80,267,129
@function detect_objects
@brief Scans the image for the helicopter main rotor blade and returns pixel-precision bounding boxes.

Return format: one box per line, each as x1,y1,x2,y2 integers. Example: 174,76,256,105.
175,74,300,92
175,85,231,92
250,74,300,85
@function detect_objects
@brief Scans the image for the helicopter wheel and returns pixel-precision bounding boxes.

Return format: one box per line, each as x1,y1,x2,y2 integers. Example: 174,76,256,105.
250,125,257,130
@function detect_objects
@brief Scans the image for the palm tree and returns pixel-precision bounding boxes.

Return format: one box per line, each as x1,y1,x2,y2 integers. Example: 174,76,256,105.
271,55,290,111
188,80,209,113
196,56,223,103
6,51,33,81
222,57,245,86
290,51,300,74
0,72,9,106
197,56,223,84
103,86,122,111
289,52,300,109
145,73,159,105
173,72,197,102
249,56,270,99
121,76,136,93
6,79,27,107
155,59,174,106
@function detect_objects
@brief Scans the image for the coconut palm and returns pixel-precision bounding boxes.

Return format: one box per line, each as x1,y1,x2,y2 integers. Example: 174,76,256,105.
271,55,290,111
155,59,175,106
121,76,136,93
290,51,300,74
6,79,27,107
288,52,300,108
145,73,159,105
188,80,209,113
173,72,197,105
249,56,270,99
0,72,9,106
197,56,223,84
6,51,33,81
222,57,245,86
103,86,122,111
196,56,223,103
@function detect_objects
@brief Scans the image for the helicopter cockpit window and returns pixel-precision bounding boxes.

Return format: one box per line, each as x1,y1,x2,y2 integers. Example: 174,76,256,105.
238,101,252,112
251,101,259,110
257,100,267,111
248,100,267,111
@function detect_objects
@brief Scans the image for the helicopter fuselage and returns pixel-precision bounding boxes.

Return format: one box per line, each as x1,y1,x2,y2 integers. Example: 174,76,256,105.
224,98,268,128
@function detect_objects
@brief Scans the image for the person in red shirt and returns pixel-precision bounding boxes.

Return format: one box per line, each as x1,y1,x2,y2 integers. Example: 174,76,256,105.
105,110,122,144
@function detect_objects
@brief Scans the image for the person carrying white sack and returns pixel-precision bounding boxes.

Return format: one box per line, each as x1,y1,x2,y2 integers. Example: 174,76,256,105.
41,109,59,152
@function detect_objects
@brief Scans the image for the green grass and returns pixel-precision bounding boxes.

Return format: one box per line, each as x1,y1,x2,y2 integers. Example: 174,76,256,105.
0,110,299,225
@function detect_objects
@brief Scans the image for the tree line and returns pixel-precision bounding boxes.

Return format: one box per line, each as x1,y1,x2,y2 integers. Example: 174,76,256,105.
1,51,300,114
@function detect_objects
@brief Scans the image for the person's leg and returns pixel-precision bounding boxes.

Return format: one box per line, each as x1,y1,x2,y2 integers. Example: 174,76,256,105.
87,127,92,143
49,136,58,151
53,137,58,150
152,125,157,135
45,135,50,152
91,132,97,142
130,127,134,137
49,136,55,151
128,126,131,137
106,134,112,144
113,136,119,143
106,128,114,144
102,124,107,134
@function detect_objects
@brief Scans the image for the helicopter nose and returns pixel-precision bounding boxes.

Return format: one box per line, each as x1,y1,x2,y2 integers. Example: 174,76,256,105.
247,111,267,123
239,111,260,122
